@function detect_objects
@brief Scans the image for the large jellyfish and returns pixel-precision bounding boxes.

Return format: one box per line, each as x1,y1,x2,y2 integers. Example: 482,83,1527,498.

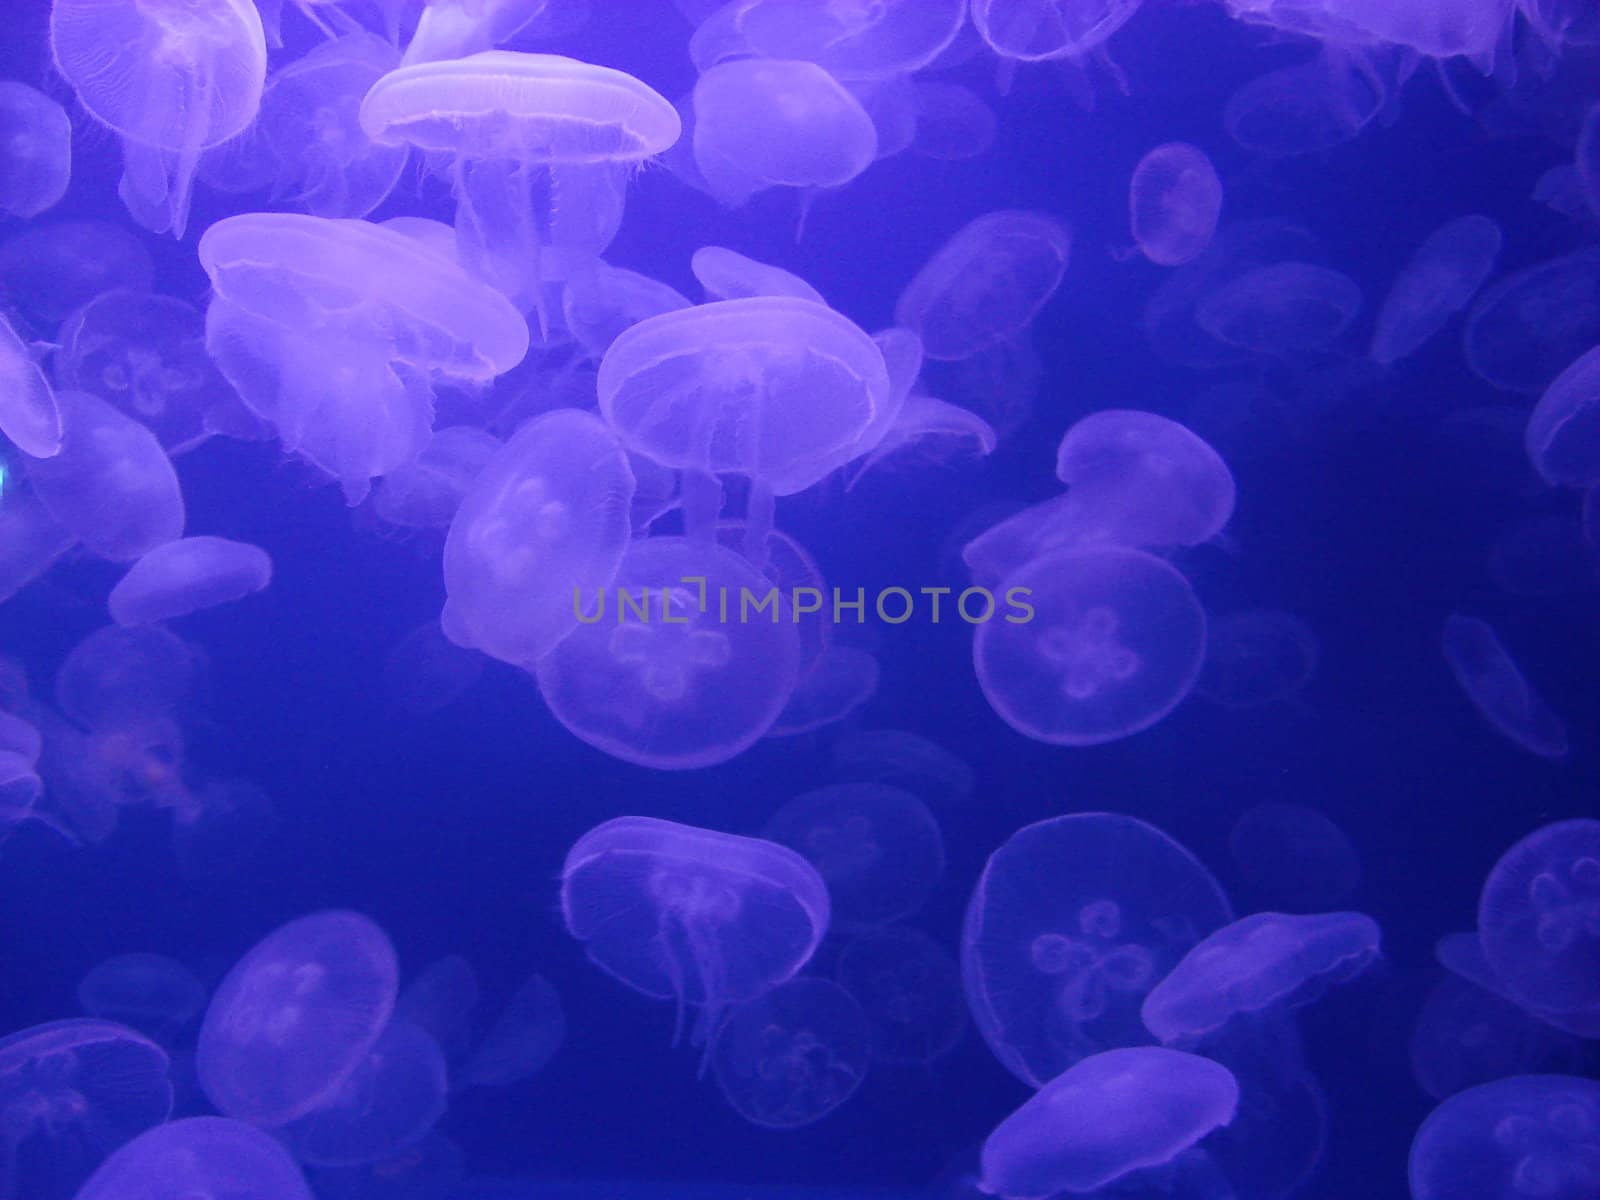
1129,142,1224,268
72,1116,314,1200
108,537,273,627
0,82,70,220
0,310,62,459
48,0,268,237
561,817,830,1049
963,813,1234,1086
835,926,967,1066
1369,215,1503,366
1439,614,1569,760
1525,346,1600,487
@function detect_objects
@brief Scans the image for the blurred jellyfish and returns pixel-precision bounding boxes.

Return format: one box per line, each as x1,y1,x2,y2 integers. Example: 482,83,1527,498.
395,956,480,1071
895,211,1071,362
0,751,42,837
196,910,400,1126
981,1047,1238,1198
1488,514,1600,598
690,247,825,306
0,712,40,763
831,728,974,802
461,973,565,1088
1526,345,1600,487
1440,614,1569,760
1409,1075,1600,1200
1195,261,1362,356
171,777,279,880
108,537,272,627
927,333,1044,443
1409,974,1589,1101
1222,50,1386,156
49,0,267,236
1196,610,1320,709
1221,0,1515,63
1369,215,1503,366
766,646,880,738
1228,803,1360,911
77,953,207,1045
560,816,829,1047
711,977,870,1129
400,0,571,65
73,1116,313,1200
836,926,966,1066
53,625,199,742
846,392,997,487
1465,248,1600,394
961,495,1084,591
963,813,1234,1086
0,221,153,327
1522,0,1600,48
562,266,690,363
383,623,485,717
1129,143,1223,268
372,426,501,531
0,82,70,220
910,82,998,161
1438,931,1600,1041
0,310,62,460
970,0,1143,62
0,1019,173,1200
718,0,966,78
764,783,946,926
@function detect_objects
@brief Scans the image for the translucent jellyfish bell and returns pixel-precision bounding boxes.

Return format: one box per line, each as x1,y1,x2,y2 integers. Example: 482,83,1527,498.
1409,974,1587,1101
461,973,565,1088
835,926,967,1066
1369,215,1503,366
0,220,153,327
1195,261,1363,356
1526,346,1600,488
560,816,830,1047
1222,49,1386,156
1129,143,1224,268
1222,0,1516,64
963,813,1234,1086
721,0,968,79
77,953,208,1044
830,728,975,802
690,246,826,306
970,0,1145,63
1440,614,1569,760
54,624,201,733
0,310,62,459
1228,803,1361,911
1464,249,1600,395
0,82,71,220
1196,609,1320,709
108,537,273,627
73,1116,314,1200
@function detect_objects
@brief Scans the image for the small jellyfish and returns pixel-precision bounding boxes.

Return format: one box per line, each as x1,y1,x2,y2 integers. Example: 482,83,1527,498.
0,750,41,834
561,816,830,1047
1227,803,1361,911
395,956,480,1071
399,0,574,65
1526,345,1600,488
54,624,200,735
690,246,826,306
1479,819,1600,1016
108,537,273,627
1129,143,1224,268
845,392,997,486
970,0,1144,62
763,783,946,927
765,646,880,738
1465,249,1600,395
1369,215,1503,366
909,82,998,162
196,911,400,1127
562,264,692,361
461,973,565,1088
830,728,974,802
963,813,1234,1086
1141,911,1381,1044
372,426,501,531
0,221,153,327
0,310,62,460
895,211,1071,362
1222,50,1386,157
980,1047,1239,1198
725,0,967,79
0,82,71,220
73,1116,313,1200
1223,0,1514,63
1409,974,1589,1101
1440,615,1569,760
77,953,208,1045
835,926,966,1066
1196,610,1320,709
1409,1075,1600,1200
711,977,870,1129
1195,261,1363,356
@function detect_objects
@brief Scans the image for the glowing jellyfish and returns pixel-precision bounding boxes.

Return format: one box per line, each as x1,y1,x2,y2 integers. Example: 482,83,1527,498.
560,816,830,1046
77,954,208,1045
1370,215,1503,366
0,82,70,220
1440,615,1569,760
462,973,565,1088
1526,346,1600,487
360,51,679,313
763,783,946,926
895,211,1071,362
690,247,826,306
1196,610,1320,709
54,624,200,734
1465,249,1600,395
562,264,692,361
399,0,570,65
1479,820,1600,1016
847,392,997,486
836,926,966,1066
766,646,880,738
720,0,967,79
0,712,40,763
1409,1075,1600,1200
1142,911,1381,1044
970,0,1144,62
395,956,480,1070
372,426,500,531
1129,143,1223,268
0,310,62,459
1222,0,1516,63
910,82,998,162
1228,803,1360,911
1222,50,1387,156
108,537,272,627
0,1019,173,1200
0,751,40,833
442,408,634,667
831,728,974,802
691,59,877,207
196,910,400,1127
963,813,1234,1086
1195,261,1363,356
1488,514,1600,598
710,978,870,1129
974,546,1206,747
1409,974,1588,1102
0,221,153,327
73,1116,313,1200
49,0,267,237
980,1047,1239,1198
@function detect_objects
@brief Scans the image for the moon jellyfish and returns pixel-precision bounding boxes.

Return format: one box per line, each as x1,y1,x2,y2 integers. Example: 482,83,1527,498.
1196,610,1320,709
372,426,500,531
691,59,877,207
399,0,575,66
0,82,70,220
562,264,692,361
0,1019,173,1200
395,956,480,1071
836,926,966,1066
1464,249,1600,394
1228,803,1360,911
1526,346,1600,487
910,82,998,161
442,408,634,667
974,546,1206,747
1479,820,1600,1016
0,221,152,327
360,51,679,313
1370,215,1503,366
1221,0,1515,63
1410,975,1588,1101
763,783,945,926
1440,614,1569,760
1409,1075,1600,1200
710,978,870,1129
560,816,830,1047
49,0,268,237
0,751,41,835
980,1047,1239,1198
196,910,400,1127
721,0,967,79
1222,50,1387,156
77,954,207,1044
108,537,272,627
54,625,199,736
462,973,565,1088
73,1116,313,1200
1195,261,1363,356
690,246,826,306
847,392,998,486
963,813,1233,1086
1129,143,1223,268
1053,410,1236,549
766,646,879,738
895,211,1071,362
1142,911,1381,1044
830,728,975,802
970,0,1144,62
0,310,62,459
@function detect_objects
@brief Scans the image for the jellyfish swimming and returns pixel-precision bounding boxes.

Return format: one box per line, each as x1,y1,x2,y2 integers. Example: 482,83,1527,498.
1129,142,1224,268
108,537,273,628
1439,614,1569,760
0,309,62,460
1369,215,1503,367
1525,345,1600,488
72,1116,314,1200
76,953,208,1045
0,82,70,221
461,973,565,1089
835,926,967,1067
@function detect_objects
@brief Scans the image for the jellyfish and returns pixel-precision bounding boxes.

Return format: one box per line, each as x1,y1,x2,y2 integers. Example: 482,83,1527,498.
0,221,153,328
1409,974,1589,1102
763,783,946,927
1195,261,1363,356
716,0,967,79
1479,819,1600,1017
1222,50,1387,156
399,0,568,66
108,537,273,627
970,0,1144,62
1439,615,1569,760
1222,0,1516,64
461,973,566,1088
1129,143,1224,268
0,713,40,763
0,751,40,835
1228,803,1361,912
196,910,400,1127
836,926,967,1067
1369,215,1503,366
562,264,692,361
960,496,1083,591
0,82,70,220
560,816,830,1048
963,813,1234,1086
1526,346,1600,488
77,954,208,1045
910,82,998,161
1465,249,1600,395
0,310,62,460
49,0,268,237
981,1047,1239,1198
360,51,679,315
1196,610,1320,709
691,59,877,207
54,624,200,734
847,392,998,486
372,426,501,531
710,978,870,1129
1409,1075,1600,1200
690,247,826,306
830,728,975,802
1488,514,1600,598
382,622,485,716
72,1116,314,1200
766,646,880,738
895,211,1071,362
0,1019,173,1200
395,956,480,1071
